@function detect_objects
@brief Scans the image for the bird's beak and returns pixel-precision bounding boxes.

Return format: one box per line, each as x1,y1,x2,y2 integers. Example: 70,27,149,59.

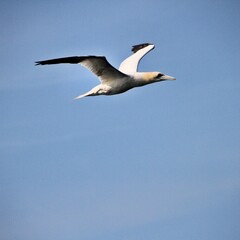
161,74,176,81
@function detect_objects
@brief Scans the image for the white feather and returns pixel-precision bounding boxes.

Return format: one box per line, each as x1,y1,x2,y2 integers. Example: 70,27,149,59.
119,44,155,75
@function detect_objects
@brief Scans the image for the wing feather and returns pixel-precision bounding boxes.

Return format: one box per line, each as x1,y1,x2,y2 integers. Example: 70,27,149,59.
119,43,155,75
35,56,127,83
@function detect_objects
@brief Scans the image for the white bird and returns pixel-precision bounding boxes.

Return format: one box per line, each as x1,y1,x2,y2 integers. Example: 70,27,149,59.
35,43,175,99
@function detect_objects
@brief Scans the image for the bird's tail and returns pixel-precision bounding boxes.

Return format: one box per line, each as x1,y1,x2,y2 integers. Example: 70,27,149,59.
73,93,89,100
73,86,101,100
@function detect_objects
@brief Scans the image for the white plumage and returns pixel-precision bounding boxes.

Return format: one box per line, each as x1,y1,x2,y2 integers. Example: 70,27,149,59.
35,43,175,99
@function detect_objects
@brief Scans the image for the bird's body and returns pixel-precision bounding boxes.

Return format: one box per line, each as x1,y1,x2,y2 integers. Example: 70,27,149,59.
35,43,175,99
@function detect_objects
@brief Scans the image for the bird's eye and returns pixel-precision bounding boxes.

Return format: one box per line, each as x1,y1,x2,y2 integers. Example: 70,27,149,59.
157,73,164,78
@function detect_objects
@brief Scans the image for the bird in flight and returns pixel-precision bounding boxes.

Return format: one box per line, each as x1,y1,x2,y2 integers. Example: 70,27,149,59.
35,43,175,99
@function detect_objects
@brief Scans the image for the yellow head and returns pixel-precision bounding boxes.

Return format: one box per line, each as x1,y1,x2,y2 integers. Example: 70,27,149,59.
140,72,176,84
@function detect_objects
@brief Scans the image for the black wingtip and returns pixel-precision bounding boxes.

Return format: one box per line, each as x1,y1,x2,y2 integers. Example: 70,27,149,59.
131,43,154,53
34,56,106,66
35,61,41,66
34,56,87,66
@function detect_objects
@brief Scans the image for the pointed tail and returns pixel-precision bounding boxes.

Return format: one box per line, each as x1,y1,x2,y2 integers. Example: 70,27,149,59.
73,93,89,100
73,86,102,100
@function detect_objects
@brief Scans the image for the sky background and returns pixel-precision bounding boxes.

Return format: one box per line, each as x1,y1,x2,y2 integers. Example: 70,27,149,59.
1,0,240,240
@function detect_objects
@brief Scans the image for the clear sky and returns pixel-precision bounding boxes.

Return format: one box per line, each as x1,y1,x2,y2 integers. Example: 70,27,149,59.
1,0,240,240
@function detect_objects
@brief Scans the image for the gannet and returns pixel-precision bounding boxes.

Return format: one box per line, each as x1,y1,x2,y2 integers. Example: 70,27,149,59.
35,43,175,99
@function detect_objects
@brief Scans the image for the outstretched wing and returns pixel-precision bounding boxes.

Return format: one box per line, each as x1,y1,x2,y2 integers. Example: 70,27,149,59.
118,43,155,75
35,56,127,83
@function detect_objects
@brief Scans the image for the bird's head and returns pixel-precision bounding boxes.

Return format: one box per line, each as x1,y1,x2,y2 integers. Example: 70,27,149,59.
134,72,176,86
152,72,176,82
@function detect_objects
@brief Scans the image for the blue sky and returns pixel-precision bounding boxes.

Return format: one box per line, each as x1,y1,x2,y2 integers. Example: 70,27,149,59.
1,0,240,240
